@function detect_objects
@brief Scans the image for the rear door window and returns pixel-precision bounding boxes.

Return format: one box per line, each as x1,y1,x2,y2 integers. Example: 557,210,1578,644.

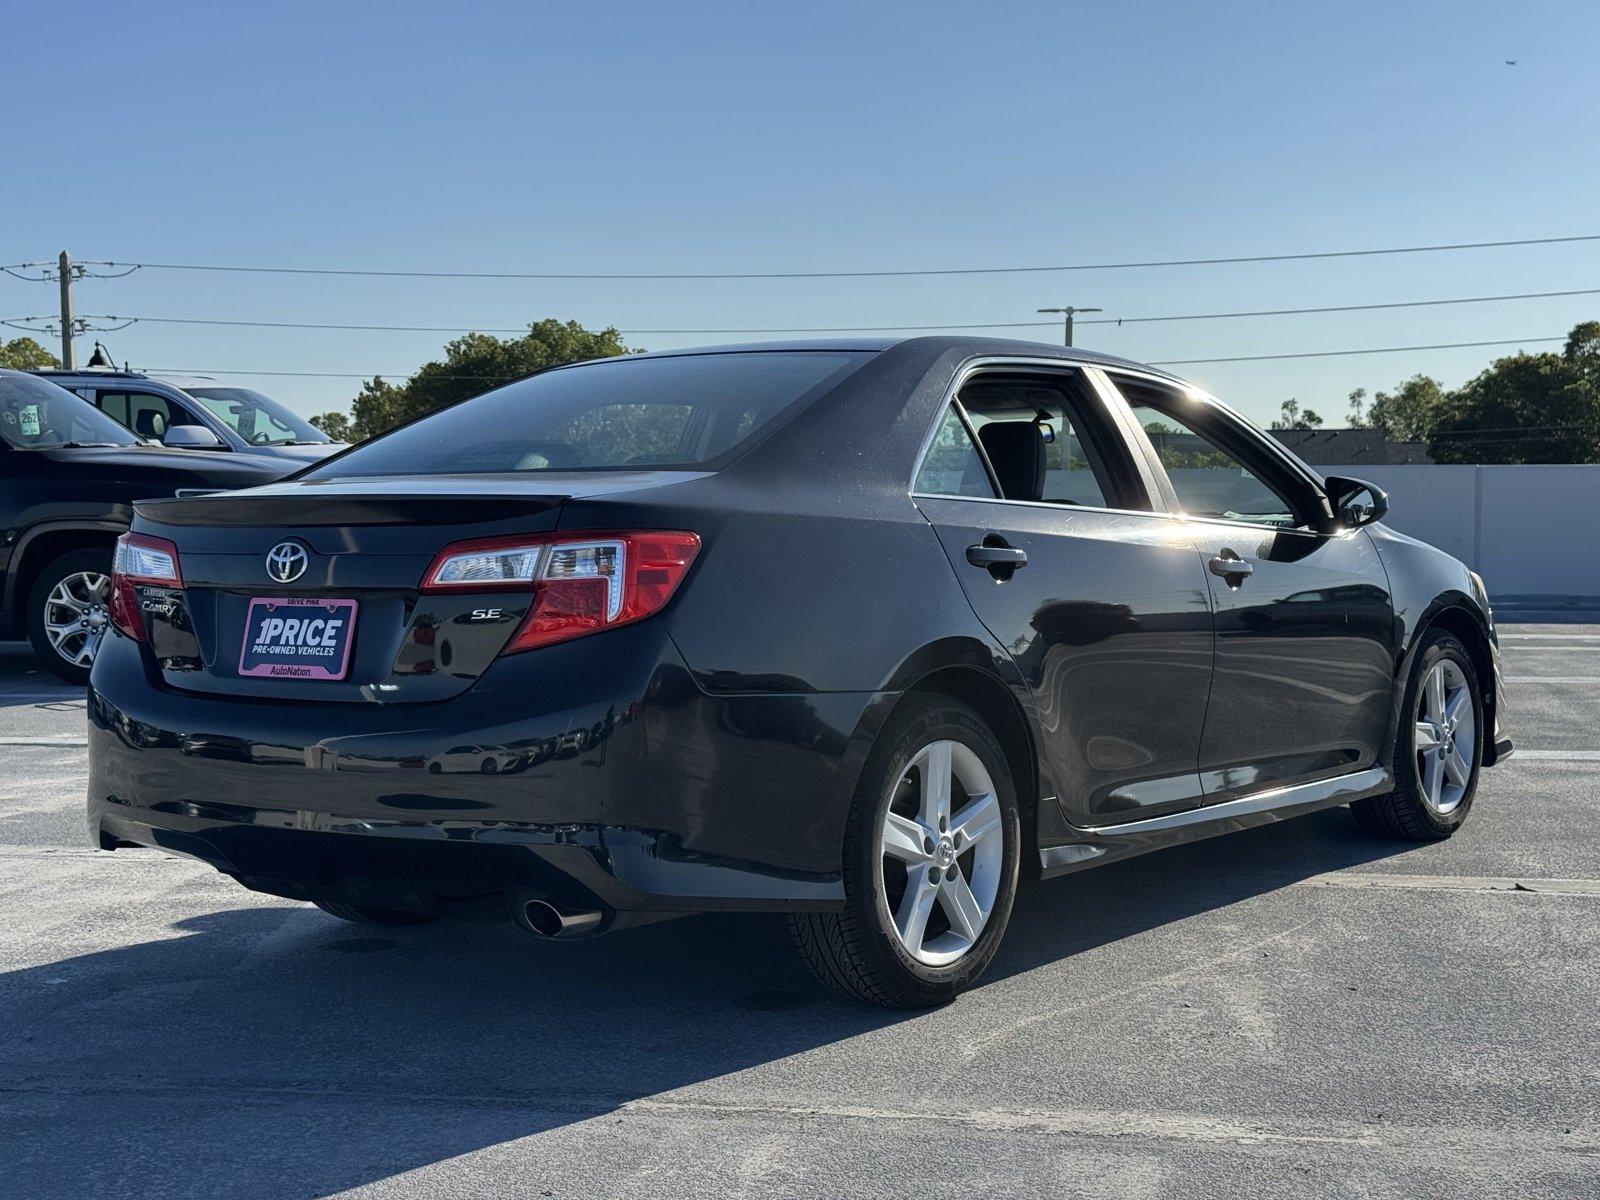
955,371,1141,509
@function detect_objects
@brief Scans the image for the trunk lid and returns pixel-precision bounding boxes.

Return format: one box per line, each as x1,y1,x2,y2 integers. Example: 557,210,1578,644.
128,471,703,703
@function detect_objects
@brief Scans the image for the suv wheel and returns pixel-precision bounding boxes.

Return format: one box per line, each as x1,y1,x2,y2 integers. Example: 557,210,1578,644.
26,548,115,685
789,694,1020,1007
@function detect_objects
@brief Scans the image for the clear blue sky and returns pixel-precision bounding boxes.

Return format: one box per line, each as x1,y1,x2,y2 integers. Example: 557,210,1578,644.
4,0,1598,425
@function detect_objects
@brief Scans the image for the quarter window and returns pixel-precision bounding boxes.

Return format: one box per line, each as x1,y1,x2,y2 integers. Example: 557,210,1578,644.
913,404,996,498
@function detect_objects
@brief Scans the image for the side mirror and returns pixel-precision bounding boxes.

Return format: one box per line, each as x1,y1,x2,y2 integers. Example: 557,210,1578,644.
1324,475,1388,529
161,424,225,450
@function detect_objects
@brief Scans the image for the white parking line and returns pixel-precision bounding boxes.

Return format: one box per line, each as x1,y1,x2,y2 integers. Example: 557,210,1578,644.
1504,676,1600,683
1499,633,1600,640
1513,750,1600,761
0,737,88,747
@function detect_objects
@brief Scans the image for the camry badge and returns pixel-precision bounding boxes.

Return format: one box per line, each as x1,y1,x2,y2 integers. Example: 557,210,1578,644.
265,541,310,584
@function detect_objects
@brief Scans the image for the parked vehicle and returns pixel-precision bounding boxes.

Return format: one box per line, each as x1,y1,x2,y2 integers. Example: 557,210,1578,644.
31,369,344,463
0,370,293,682
86,339,1512,1006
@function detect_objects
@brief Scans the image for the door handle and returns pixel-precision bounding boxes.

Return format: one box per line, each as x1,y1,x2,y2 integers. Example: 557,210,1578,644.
1208,553,1254,584
966,543,1028,570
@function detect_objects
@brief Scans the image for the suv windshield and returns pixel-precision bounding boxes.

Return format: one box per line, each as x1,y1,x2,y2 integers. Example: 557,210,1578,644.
0,373,137,449
182,386,331,446
304,351,872,478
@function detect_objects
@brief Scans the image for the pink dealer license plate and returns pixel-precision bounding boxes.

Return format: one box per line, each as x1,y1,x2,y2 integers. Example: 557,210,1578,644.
238,597,358,681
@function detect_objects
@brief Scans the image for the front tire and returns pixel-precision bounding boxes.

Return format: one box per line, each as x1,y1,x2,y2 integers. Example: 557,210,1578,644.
789,694,1021,1008
26,547,114,685
1352,629,1483,840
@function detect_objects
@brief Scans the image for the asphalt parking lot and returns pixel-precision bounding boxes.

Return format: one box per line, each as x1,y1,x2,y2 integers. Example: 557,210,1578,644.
2,631,1597,1198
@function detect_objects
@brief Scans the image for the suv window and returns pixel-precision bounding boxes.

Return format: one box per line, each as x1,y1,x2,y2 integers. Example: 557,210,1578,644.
956,372,1125,508
304,351,873,478
1111,376,1305,527
183,386,329,446
913,404,996,497
96,391,203,443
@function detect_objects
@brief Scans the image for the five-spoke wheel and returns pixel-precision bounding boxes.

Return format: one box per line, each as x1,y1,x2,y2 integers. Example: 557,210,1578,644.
1352,629,1483,840
879,739,1004,966
790,695,1020,1008
1413,658,1476,815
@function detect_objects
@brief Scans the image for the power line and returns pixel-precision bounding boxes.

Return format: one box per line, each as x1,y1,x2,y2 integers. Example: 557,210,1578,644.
10,233,1597,282
14,285,1597,340
139,333,1570,381
1150,336,1564,366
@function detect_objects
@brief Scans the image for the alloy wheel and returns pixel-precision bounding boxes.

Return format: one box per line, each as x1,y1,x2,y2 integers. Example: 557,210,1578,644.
1414,659,1476,815
878,739,1004,966
43,571,111,670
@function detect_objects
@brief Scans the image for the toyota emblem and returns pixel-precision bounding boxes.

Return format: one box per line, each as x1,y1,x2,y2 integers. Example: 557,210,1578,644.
265,541,310,584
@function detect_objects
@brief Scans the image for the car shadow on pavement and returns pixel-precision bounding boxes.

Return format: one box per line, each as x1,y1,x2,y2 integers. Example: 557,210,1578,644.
2,805,1415,1197
0,642,83,710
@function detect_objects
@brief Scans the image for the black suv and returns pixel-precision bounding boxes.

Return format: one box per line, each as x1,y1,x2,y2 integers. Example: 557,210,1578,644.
0,370,292,682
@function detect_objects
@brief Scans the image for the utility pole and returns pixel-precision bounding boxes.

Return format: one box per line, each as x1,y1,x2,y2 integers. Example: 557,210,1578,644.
57,251,76,369
1036,305,1102,347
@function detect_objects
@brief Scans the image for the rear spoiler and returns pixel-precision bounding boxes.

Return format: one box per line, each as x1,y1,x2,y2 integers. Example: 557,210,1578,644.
134,492,568,527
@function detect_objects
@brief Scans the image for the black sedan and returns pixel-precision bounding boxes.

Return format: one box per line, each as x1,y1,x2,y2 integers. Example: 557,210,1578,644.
87,338,1511,1007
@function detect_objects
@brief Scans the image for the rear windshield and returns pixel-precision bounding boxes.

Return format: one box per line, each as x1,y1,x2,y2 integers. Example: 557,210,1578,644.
304,351,873,478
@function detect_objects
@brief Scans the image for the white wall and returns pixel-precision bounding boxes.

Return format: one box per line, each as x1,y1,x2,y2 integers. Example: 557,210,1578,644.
1320,464,1600,602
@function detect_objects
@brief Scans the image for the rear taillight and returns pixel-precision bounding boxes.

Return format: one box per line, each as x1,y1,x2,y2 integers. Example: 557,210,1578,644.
421,530,700,654
110,533,183,642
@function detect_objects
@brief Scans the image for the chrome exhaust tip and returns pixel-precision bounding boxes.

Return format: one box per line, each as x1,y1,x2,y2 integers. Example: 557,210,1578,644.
515,897,605,940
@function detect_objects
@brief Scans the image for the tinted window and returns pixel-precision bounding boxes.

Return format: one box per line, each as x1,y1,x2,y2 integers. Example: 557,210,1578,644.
183,390,329,448
1116,381,1300,526
306,351,873,478
96,391,202,442
913,404,996,497
0,374,136,448
959,375,1117,508
185,387,329,445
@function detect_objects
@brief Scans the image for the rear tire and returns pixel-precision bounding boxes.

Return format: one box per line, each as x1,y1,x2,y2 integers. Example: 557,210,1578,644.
313,900,437,927
789,694,1021,1008
26,547,114,686
1351,630,1483,841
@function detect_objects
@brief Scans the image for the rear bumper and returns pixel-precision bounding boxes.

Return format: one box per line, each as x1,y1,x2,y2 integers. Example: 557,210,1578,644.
88,627,882,913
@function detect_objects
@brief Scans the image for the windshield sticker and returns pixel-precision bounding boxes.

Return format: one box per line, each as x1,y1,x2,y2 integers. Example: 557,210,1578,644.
19,405,40,437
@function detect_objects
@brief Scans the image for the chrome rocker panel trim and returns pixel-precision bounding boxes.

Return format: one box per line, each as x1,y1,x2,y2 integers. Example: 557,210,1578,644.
1038,767,1393,877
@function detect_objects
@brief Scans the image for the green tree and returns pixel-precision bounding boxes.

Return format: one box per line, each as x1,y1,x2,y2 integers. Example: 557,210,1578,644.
1269,398,1323,430
0,336,59,369
1346,387,1369,427
1365,374,1446,442
312,319,633,442
1427,322,1600,464
308,410,353,442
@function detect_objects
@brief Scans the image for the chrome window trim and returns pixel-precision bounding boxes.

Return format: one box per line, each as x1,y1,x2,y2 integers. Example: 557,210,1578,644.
910,490,1174,523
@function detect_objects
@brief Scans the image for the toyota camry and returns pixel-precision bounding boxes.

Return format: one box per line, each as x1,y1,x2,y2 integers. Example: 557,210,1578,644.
87,338,1512,1007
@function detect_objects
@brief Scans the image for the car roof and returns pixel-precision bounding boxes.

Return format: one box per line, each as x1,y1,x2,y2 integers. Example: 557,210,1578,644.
30,368,221,389
552,335,1189,385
